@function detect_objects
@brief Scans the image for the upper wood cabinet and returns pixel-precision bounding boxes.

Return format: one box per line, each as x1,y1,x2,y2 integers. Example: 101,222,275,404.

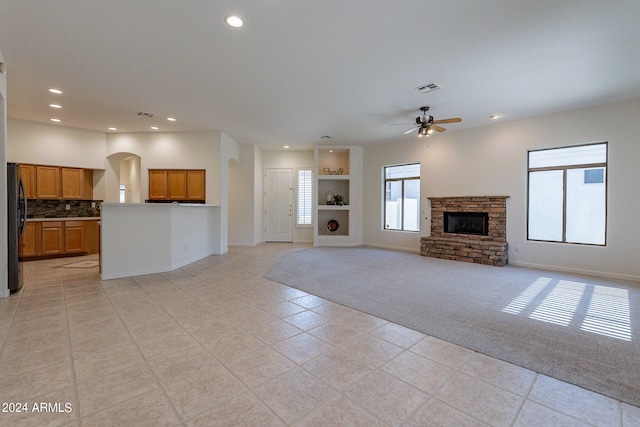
149,170,169,200
61,167,93,200
20,164,93,200
186,170,206,200
149,169,206,201
18,164,37,199
167,170,187,199
36,166,61,199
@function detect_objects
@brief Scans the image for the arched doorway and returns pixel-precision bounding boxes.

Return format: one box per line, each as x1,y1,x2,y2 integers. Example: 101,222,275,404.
106,152,142,203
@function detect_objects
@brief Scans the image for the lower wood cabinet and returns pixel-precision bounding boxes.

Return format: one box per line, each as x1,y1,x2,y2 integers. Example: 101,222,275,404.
64,221,85,254
41,222,64,256
19,219,100,259
19,222,40,258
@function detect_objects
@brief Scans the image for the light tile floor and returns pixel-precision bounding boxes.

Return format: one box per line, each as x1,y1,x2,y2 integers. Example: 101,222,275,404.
1,243,639,426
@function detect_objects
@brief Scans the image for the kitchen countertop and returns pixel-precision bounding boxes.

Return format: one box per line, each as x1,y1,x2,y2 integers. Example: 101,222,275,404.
27,217,100,222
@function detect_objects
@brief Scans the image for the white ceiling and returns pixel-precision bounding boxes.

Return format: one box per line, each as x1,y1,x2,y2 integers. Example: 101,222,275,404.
1,1,639,149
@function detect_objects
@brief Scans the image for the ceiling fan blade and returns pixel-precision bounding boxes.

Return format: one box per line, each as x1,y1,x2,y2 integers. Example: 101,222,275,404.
403,126,419,135
431,124,447,133
390,123,417,126
432,117,462,124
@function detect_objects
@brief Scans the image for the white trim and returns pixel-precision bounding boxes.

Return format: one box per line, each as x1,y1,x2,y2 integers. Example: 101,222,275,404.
508,261,639,282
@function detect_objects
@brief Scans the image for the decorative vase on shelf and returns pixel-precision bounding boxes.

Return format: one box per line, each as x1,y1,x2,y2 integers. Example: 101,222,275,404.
326,191,333,205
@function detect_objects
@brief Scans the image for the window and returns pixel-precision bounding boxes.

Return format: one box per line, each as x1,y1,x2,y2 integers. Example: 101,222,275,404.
384,163,420,231
527,142,607,245
297,169,312,226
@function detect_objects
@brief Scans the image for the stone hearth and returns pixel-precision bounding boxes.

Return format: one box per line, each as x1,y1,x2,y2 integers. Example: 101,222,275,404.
420,196,509,266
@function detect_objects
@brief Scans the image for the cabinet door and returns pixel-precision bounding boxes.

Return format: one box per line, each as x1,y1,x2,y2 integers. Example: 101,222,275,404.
18,164,37,199
64,221,85,254
149,170,168,200
187,170,206,200
82,169,94,200
41,222,64,255
36,166,61,199
19,222,40,258
61,168,83,199
168,170,187,199
84,220,100,254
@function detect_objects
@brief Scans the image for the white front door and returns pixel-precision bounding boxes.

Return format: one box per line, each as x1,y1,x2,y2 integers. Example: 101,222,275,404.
264,168,293,242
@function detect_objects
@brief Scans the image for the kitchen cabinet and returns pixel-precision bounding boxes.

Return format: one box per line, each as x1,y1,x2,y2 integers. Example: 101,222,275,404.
18,164,37,198
20,222,40,257
41,221,64,255
64,221,85,254
36,166,61,199
61,168,93,200
149,170,168,199
186,170,206,200
19,220,95,259
168,170,187,199
84,220,100,254
148,169,206,201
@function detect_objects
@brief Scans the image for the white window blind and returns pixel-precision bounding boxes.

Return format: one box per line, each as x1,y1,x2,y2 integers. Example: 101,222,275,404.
297,169,312,225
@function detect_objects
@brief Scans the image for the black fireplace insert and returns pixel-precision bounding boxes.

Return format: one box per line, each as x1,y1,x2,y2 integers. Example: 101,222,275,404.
444,212,489,236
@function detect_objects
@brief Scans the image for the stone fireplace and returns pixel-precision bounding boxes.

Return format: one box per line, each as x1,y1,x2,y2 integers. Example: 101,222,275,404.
420,196,509,266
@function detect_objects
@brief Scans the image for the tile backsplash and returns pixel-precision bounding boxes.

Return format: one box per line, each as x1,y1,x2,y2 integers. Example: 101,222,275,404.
27,199,102,218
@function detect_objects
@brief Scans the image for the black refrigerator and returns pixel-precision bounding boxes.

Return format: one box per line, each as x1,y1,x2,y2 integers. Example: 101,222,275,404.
8,163,27,293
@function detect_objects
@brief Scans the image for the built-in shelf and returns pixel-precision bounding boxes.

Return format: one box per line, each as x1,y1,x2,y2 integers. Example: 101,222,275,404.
314,146,363,247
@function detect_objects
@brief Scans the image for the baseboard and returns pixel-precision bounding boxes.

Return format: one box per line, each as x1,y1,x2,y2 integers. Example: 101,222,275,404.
362,242,421,254
509,261,640,282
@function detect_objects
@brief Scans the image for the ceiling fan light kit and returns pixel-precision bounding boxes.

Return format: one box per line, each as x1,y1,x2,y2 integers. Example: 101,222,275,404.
396,106,462,138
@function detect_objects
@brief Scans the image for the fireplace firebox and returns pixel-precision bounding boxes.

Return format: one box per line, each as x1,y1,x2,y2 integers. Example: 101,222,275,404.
444,212,489,236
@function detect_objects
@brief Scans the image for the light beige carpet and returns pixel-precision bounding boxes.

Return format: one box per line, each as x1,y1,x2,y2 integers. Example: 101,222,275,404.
265,246,640,407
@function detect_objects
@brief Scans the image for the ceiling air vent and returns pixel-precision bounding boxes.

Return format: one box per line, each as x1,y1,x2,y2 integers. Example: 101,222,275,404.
416,82,441,93
137,111,154,118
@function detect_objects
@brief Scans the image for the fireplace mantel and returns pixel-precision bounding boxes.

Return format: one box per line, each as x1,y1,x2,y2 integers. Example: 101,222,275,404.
421,196,509,266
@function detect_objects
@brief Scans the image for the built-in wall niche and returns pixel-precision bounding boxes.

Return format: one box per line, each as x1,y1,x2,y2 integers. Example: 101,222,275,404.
317,178,349,205
317,210,349,236
318,149,350,176
313,145,362,247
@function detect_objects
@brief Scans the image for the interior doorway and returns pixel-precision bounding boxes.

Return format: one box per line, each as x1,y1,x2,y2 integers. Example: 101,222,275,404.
264,168,293,242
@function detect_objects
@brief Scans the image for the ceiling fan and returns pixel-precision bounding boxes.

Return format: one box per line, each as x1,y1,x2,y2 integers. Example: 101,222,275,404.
394,106,462,137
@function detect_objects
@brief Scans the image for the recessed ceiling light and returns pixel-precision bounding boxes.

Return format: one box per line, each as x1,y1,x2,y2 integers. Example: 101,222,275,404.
49,88,62,94
108,127,117,131
490,115,502,120
225,15,243,28
50,118,61,122
151,126,159,130
49,104,62,109
283,145,290,149
167,117,176,122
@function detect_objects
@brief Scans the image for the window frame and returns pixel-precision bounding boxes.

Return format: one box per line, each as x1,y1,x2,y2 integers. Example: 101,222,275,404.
527,142,608,246
296,168,313,227
383,163,421,232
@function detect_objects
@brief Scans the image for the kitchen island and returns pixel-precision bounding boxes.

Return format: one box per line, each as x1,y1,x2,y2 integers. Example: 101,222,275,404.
100,203,222,280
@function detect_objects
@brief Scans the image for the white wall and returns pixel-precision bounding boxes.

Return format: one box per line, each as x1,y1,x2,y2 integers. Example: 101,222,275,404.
0,49,8,297
363,98,640,280
105,131,222,203
262,149,314,243
7,118,107,169
228,144,259,246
